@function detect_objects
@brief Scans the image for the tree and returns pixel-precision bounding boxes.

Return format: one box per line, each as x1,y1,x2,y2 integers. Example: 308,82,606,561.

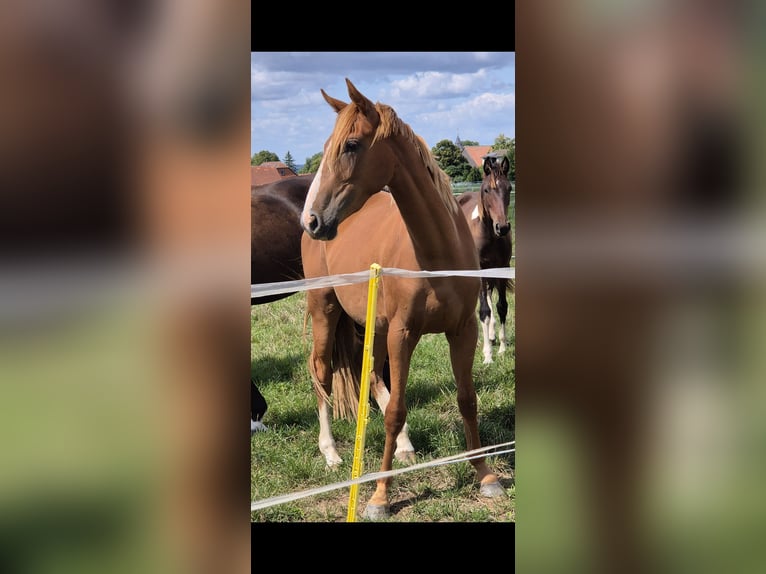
251,150,279,166
283,151,297,172
460,139,479,147
467,166,483,182
431,139,472,182
299,152,323,174
491,134,515,181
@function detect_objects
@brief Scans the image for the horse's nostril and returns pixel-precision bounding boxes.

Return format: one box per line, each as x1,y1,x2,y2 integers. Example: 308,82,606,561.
308,211,322,234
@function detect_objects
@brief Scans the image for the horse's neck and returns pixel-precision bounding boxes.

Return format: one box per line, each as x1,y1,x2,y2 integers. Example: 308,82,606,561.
387,145,468,266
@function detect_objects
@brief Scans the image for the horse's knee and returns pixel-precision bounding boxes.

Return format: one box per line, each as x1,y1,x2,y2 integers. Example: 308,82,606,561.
478,298,491,322
383,404,407,437
497,296,508,323
457,390,478,419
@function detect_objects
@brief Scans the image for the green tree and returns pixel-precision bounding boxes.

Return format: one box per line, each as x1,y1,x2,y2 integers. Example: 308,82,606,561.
491,134,515,181
431,139,472,182
283,151,297,172
460,139,479,147
467,166,483,182
251,150,279,166
299,152,323,174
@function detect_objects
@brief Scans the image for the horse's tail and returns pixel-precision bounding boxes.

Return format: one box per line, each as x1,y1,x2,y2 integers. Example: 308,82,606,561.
329,312,363,420
331,312,364,420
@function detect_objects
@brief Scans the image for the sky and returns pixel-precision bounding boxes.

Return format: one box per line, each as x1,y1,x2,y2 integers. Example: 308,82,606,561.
251,52,515,165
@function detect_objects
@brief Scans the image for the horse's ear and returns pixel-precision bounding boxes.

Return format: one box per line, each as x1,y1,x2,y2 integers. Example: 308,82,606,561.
483,157,492,175
500,155,510,176
321,89,347,113
345,78,379,122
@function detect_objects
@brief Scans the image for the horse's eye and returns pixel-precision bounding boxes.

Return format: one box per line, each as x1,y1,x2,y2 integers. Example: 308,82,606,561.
344,140,359,153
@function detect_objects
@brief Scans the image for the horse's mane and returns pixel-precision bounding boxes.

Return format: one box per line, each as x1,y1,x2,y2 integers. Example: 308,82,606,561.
327,101,458,215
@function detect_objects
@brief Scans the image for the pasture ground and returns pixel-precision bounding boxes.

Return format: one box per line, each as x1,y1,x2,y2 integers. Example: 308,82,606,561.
250,288,515,523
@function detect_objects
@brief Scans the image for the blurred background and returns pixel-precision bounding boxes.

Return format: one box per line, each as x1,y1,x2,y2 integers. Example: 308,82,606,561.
0,1,250,572
517,1,766,573
1,0,765,572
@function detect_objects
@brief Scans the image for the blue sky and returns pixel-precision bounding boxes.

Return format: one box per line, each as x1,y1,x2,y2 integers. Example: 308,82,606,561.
251,52,515,164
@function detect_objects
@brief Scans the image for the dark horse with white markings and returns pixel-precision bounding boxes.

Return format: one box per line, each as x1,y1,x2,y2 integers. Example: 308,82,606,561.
300,78,504,519
456,155,513,363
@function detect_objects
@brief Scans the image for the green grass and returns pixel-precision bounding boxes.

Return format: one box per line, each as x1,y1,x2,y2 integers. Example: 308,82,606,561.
250,287,515,522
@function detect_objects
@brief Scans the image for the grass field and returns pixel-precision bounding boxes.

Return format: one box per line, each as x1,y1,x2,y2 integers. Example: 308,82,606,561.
250,286,515,522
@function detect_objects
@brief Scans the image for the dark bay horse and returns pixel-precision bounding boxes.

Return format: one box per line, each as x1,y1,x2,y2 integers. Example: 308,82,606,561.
250,173,315,305
250,174,313,431
300,78,504,519
456,155,513,363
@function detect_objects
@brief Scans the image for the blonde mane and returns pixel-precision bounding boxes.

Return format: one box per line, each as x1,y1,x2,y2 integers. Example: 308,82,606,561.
327,101,459,215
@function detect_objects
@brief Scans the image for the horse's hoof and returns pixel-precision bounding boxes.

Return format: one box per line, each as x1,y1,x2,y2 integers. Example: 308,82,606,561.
483,356,493,365
362,503,390,521
395,450,416,465
322,451,343,469
251,420,268,434
480,480,506,498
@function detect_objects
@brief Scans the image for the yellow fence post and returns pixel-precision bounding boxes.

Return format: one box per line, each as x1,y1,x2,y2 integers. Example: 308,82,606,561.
346,263,382,522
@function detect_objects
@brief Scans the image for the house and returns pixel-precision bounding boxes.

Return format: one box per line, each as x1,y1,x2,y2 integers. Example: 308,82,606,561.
454,136,508,169
251,161,298,188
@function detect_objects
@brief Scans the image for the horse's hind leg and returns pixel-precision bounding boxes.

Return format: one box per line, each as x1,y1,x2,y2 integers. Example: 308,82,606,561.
446,321,504,498
479,280,494,364
306,287,343,467
496,280,509,356
369,333,416,464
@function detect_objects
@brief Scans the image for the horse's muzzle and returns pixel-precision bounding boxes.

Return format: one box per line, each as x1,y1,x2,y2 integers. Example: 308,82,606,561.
303,210,338,241
494,222,511,237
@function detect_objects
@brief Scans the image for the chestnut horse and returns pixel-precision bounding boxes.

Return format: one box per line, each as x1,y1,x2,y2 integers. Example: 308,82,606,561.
300,79,504,519
456,155,513,363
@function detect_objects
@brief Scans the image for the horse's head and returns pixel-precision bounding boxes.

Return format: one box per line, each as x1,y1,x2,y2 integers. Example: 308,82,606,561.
479,156,512,238
301,79,396,240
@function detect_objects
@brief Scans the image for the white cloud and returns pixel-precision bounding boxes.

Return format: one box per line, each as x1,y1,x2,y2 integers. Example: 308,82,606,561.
387,70,493,100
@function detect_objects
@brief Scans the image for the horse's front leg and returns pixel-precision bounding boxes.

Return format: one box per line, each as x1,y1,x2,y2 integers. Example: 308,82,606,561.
370,336,416,464
306,289,343,467
446,317,505,498
363,327,419,520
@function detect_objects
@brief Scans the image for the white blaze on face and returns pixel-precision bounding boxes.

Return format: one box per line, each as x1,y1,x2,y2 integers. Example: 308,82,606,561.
301,157,324,229
471,205,480,220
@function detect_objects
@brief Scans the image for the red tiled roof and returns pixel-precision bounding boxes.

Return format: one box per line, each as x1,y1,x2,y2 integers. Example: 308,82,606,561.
251,163,298,187
461,145,493,169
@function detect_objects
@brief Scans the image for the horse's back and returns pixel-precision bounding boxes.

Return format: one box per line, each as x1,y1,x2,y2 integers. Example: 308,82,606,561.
456,191,478,209
251,191,304,293
252,173,314,211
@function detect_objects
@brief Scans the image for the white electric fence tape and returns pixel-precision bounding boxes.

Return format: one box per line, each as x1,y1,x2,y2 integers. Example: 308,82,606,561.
251,266,515,299
251,442,515,512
